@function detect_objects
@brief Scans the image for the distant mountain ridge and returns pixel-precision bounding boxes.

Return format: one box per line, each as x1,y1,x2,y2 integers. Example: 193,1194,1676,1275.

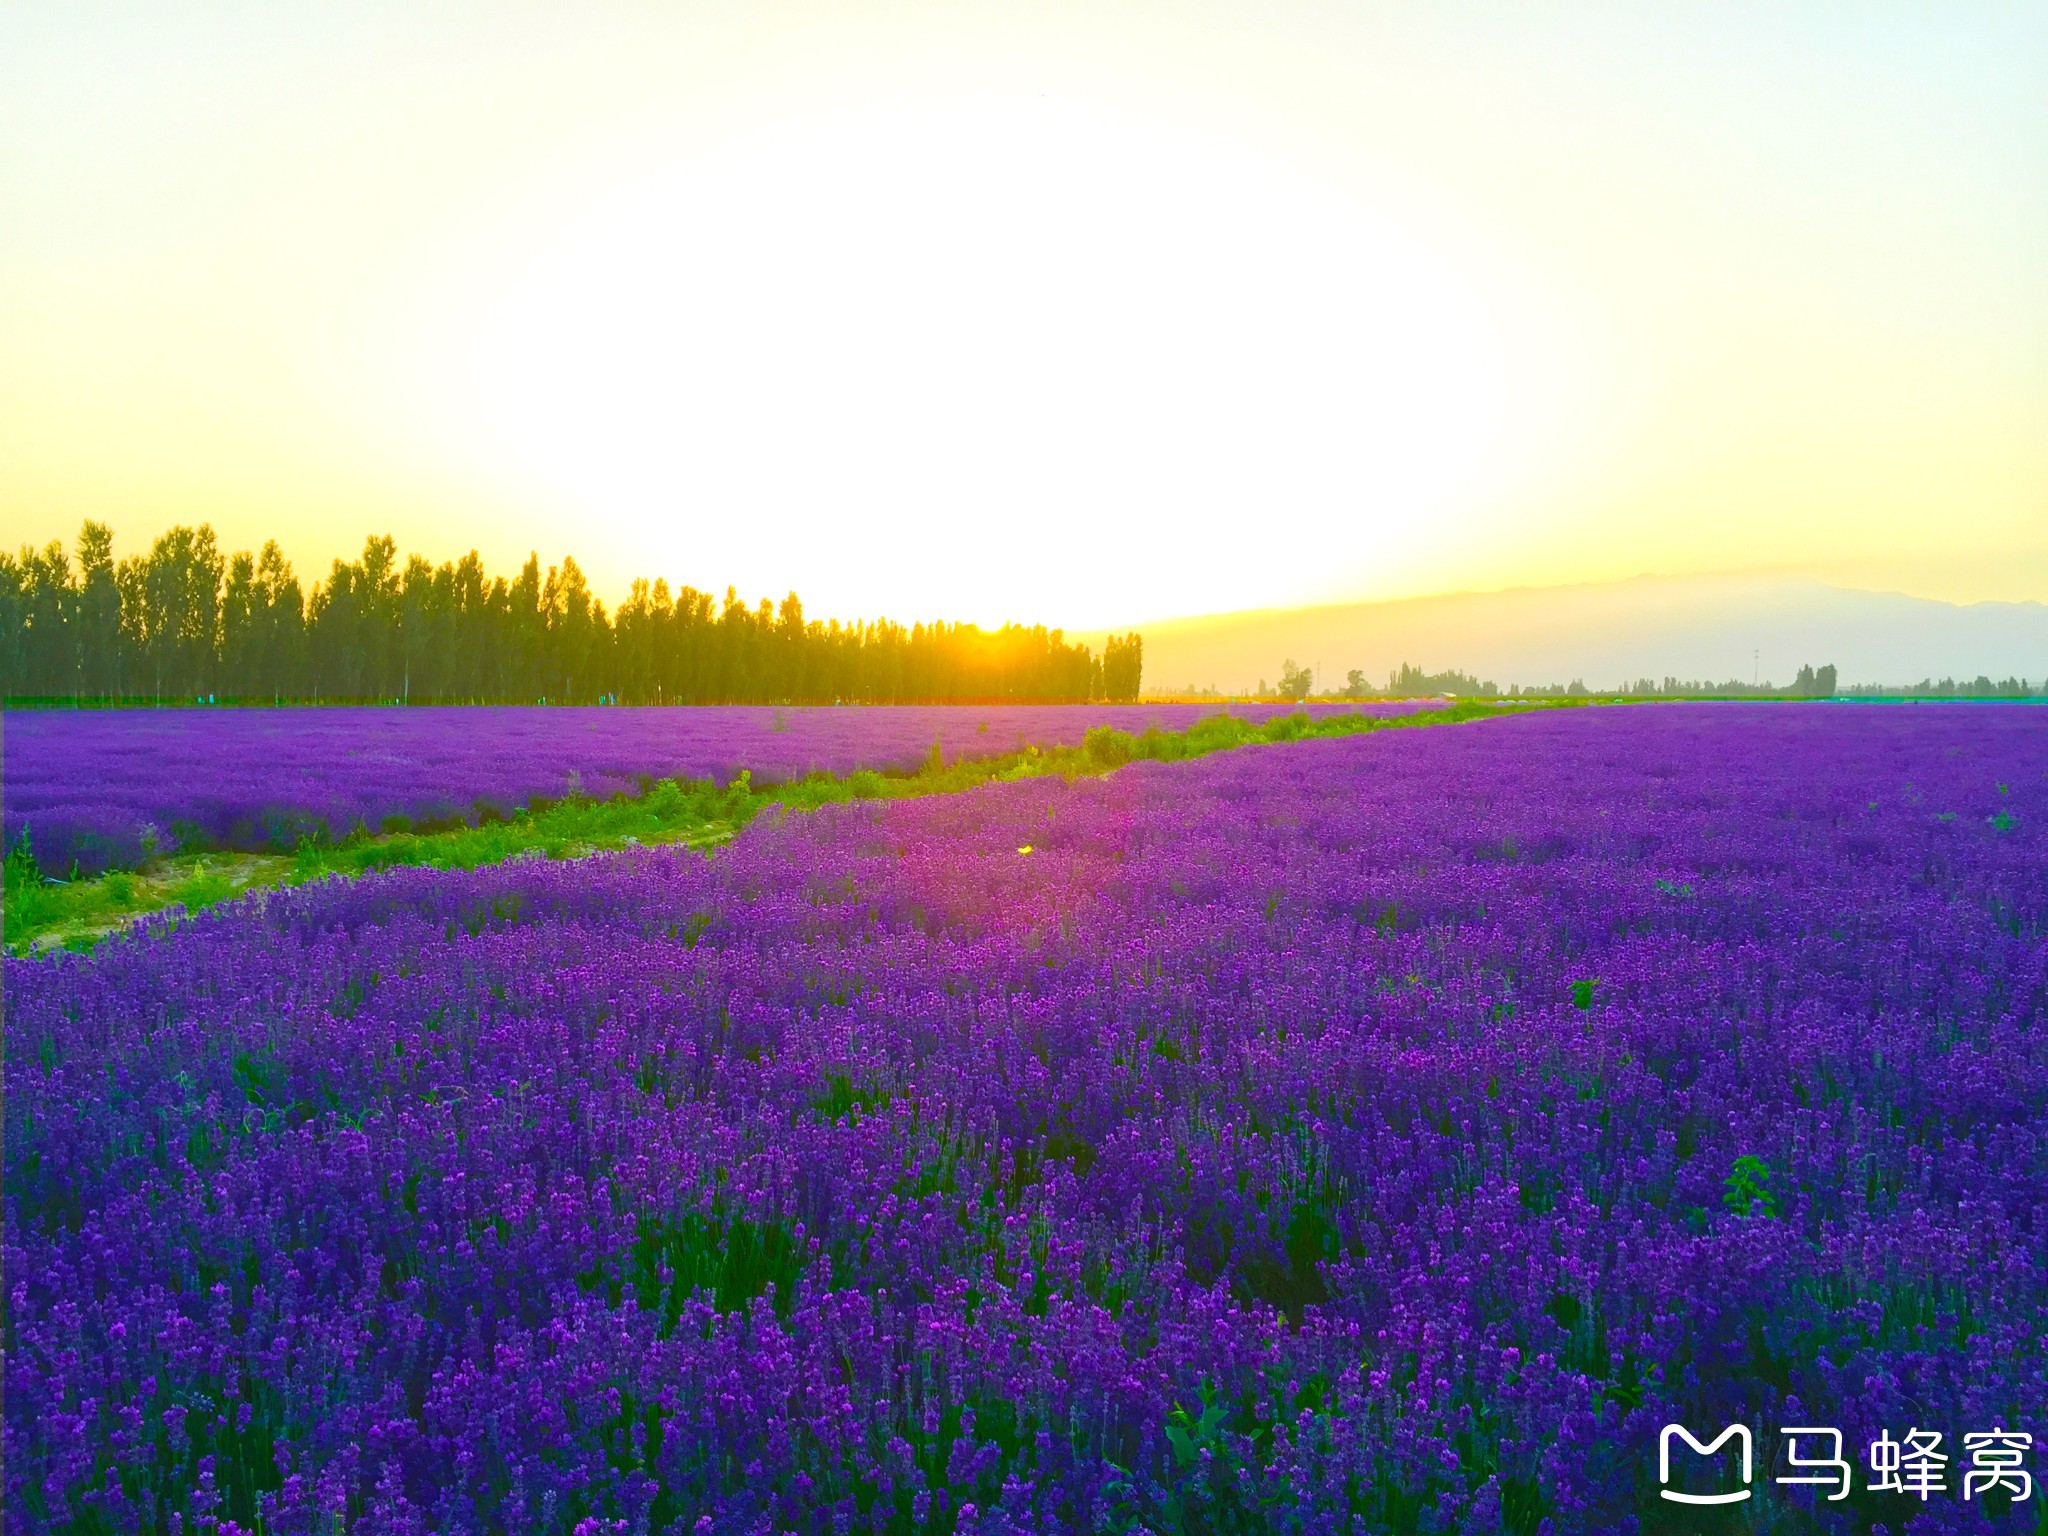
1098,574,2048,694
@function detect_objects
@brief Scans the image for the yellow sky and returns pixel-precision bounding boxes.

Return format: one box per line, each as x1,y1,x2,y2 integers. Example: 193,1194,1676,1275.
4,2,2044,629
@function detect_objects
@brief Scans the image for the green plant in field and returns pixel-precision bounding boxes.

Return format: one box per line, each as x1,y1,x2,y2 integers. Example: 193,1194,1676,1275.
3,834,50,935
1164,1386,1230,1471
5,830,40,886
1724,1155,1778,1217
1570,977,1598,1011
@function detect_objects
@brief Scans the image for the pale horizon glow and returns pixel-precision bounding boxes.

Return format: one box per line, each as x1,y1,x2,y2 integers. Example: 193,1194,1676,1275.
3,3,2044,629
410,94,1521,630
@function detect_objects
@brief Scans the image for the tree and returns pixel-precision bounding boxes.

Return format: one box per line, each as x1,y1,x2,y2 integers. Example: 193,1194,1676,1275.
1276,659,1314,701
119,525,224,700
1102,633,1144,701
17,540,74,698
76,522,121,695
1787,662,1837,698
221,551,261,687
255,542,306,701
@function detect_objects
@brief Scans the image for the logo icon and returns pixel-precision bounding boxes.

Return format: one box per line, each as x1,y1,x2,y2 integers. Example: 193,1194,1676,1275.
1660,1424,1754,1505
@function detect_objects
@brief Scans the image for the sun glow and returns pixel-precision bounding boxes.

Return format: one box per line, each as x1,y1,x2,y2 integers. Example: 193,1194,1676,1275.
420,94,1515,629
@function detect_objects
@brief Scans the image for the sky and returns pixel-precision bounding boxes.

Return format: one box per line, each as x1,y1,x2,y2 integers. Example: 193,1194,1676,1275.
4,1,2045,631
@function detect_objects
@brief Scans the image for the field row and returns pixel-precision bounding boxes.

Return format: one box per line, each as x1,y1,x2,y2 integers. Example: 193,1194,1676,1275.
3,703,1484,954
2,701,1420,875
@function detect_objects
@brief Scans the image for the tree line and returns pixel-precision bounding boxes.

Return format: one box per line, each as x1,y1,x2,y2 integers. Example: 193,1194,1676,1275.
1256,660,1861,699
1839,674,2042,698
0,523,1145,705
1358,661,1846,699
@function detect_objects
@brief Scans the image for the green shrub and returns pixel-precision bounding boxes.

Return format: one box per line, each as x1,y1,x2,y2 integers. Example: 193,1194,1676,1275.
1083,726,1136,766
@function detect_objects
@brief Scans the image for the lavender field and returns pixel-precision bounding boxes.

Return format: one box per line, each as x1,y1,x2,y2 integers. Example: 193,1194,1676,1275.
6,704,2045,1532
2,703,1414,875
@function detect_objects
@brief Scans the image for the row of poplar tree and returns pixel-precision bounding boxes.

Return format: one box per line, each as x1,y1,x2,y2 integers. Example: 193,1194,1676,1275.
0,523,1145,705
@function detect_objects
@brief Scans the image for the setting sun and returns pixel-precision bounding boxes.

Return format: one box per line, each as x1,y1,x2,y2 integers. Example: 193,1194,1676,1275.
399,92,1518,628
